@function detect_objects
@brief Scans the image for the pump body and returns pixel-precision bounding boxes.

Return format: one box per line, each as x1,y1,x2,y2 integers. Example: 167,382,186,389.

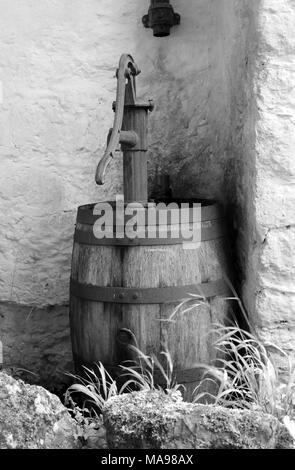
95,54,153,203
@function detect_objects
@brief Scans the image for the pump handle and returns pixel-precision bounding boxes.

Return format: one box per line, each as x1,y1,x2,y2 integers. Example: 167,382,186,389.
95,54,140,185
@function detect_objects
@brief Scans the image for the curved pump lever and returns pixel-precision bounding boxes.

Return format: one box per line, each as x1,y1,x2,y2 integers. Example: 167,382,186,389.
95,54,141,185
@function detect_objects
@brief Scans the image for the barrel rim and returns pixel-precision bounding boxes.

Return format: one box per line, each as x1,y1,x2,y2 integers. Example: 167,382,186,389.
74,218,226,246
76,199,223,225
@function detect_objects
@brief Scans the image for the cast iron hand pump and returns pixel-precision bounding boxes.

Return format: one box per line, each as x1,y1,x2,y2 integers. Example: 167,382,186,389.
95,54,153,203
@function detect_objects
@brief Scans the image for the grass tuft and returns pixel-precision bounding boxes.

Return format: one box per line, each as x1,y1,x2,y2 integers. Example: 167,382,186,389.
192,323,295,423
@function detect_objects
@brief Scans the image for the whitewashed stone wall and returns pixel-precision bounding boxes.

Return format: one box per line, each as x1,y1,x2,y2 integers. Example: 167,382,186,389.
242,0,295,366
0,0,294,386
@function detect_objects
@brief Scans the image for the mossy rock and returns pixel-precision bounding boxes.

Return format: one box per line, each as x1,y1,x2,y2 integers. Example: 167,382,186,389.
0,371,79,449
103,389,293,449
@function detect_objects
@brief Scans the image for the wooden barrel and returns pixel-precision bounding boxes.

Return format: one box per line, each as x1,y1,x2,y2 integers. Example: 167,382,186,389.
69,200,232,399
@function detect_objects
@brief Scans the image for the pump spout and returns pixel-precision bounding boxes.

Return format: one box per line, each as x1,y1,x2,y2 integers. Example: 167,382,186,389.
96,129,138,185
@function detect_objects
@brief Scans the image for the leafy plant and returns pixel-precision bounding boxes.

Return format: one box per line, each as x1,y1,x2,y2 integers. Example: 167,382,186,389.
192,324,295,423
161,292,210,324
66,362,120,412
119,346,184,394
160,277,295,443
64,393,104,445
65,346,182,417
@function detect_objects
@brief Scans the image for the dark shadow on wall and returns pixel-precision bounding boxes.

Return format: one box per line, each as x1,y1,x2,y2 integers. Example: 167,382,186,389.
144,0,261,331
223,0,261,330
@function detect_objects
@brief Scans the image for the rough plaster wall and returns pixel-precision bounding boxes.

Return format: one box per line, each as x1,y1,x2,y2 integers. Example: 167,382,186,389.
0,0,238,307
0,0,243,386
0,302,72,391
250,0,295,364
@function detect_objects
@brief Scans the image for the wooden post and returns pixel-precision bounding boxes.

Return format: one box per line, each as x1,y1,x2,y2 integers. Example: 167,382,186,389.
121,104,150,204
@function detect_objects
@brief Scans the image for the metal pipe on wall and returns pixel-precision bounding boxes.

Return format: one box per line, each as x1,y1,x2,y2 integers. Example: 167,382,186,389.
142,0,181,37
